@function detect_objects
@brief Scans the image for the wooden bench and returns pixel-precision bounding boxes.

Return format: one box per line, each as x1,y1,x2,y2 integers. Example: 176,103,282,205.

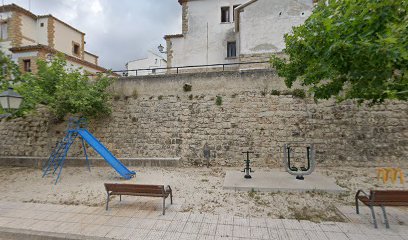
104,183,173,215
355,190,408,228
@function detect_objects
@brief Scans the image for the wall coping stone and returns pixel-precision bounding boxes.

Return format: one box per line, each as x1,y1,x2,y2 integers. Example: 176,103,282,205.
117,69,276,82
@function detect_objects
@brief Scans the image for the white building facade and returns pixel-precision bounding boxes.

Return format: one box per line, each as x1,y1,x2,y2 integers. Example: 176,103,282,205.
164,0,314,69
125,50,167,76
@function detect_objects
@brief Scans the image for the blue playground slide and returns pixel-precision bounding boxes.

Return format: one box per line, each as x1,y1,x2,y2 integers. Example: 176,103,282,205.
77,129,136,179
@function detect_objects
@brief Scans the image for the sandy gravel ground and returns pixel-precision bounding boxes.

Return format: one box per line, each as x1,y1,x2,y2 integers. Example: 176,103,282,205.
0,166,406,222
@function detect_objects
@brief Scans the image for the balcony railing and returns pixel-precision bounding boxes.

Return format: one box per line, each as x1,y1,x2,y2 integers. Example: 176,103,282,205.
110,61,270,77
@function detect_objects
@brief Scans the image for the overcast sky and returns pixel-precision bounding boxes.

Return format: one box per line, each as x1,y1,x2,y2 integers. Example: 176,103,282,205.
4,0,182,70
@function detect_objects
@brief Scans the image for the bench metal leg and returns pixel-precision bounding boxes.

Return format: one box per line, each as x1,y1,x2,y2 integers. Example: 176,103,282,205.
163,197,166,215
370,206,378,229
120,195,121,202
355,197,360,214
106,193,110,211
380,205,390,229
170,193,173,204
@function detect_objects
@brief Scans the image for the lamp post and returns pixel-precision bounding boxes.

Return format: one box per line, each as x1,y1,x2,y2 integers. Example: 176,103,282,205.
0,87,24,118
157,44,167,54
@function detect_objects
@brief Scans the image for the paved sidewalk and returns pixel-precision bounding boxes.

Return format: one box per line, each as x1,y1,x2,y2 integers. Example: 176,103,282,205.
0,200,407,240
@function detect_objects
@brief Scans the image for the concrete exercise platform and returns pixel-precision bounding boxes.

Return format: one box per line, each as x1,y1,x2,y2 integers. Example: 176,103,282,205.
223,170,346,193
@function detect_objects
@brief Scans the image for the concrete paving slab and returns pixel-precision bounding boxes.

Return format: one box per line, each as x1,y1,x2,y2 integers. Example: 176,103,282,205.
250,226,269,239
223,171,346,193
337,206,408,228
1,201,408,240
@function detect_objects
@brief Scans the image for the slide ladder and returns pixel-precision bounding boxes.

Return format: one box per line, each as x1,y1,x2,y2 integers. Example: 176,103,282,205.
42,118,135,184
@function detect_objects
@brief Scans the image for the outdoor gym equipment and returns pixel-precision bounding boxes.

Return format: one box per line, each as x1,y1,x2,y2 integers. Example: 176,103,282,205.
283,143,315,180
242,151,254,179
203,143,211,168
377,168,405,184
42,117,135,184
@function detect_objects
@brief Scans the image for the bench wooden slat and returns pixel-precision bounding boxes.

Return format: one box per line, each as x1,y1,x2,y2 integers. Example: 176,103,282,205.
356,189,408,229
104,183,173,215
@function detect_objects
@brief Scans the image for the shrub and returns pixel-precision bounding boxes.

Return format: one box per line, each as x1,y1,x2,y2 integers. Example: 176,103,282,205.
183,83,192,92
271,90,281,96
131,89,138,99
112,93,121,101
8,54,113,119
292,89,306,99
158,95,163,100
261,88,268,96
215,96,222,106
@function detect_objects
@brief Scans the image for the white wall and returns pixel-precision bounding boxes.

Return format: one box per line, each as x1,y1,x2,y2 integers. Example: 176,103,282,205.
11,51,37,62
65,59,100,74
0,12,12,19
168,0,313,67
239,0,313,55
170,0,248,67
54,20,83,58
126,50,167,76
20,14,37,45
84,52,97,65
36,18,48,46
0,41,12,55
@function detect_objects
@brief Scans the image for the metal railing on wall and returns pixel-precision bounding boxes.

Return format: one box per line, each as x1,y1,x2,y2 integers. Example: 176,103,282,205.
94,61,270,77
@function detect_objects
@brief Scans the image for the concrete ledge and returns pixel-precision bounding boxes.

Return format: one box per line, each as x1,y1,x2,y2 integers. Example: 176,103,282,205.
223,170,346,193
0,156,180,168
0,227,108,240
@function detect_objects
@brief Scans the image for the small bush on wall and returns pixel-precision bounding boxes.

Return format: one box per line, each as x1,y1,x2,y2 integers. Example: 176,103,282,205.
183,83,192,92
292,89,306,99
215,96,222,106
271,90,281,96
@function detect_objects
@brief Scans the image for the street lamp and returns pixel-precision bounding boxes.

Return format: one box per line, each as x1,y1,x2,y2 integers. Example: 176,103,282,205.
157,44,167,54
0,87,23,117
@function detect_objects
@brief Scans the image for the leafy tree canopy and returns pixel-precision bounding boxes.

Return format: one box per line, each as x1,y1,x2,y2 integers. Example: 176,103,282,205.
0,52,114,119
271,0,408,103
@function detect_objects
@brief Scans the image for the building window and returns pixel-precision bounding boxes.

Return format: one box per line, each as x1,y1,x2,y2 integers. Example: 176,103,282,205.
221,7,230,23
23,59,31,72
227,42,236,58
233,5,240,21
0,23,8,40
73,43,80,56
40,22,44,27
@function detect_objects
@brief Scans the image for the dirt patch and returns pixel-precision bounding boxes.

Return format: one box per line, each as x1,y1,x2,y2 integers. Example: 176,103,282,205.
0,166,406,222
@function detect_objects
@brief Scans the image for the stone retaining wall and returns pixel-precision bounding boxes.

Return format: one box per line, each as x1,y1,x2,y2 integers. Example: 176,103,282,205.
0,70,407,167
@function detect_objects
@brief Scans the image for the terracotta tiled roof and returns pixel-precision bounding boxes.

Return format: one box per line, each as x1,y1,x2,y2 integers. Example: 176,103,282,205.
38,15,85,35
84,51,99,58
178,0,188,5
10,44,107,72
0,4,85,35
0,4,36,18
164,34,184,39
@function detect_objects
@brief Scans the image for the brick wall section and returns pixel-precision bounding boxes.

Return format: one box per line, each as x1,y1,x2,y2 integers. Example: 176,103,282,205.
17,56,38,74
47,18,55,48
9,11,22,47
165,38,173,69
0,70,407,167
182,2,189,35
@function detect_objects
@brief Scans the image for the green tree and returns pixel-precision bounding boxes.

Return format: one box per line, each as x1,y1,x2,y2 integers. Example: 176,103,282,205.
0,51,22,114
1,53,114,119
271,0,408,103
